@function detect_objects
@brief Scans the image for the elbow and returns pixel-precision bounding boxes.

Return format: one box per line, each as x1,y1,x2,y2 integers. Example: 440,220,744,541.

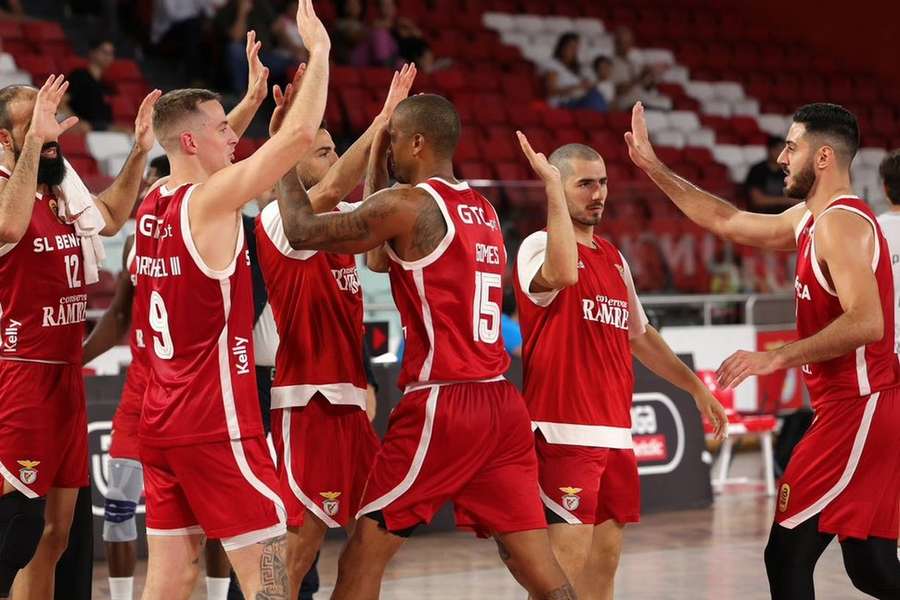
0,222,26,245
284,227,312,250
861,315,884,345
544,270,579,289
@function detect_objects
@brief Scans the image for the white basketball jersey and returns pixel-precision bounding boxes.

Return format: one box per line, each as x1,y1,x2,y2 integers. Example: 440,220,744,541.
876,211,900,353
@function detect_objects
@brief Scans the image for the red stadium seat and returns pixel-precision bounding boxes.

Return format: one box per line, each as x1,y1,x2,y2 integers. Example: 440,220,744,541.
13,55,57,81
22,21,67,44
110,95,138,124
495,161,528,181
104,60,143,83
67,155,99,176
482,135,518,162
697,370,777,496
459,161,495,180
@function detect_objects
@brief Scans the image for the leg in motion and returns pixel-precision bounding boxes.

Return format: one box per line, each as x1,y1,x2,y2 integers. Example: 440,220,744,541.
330,514,407,600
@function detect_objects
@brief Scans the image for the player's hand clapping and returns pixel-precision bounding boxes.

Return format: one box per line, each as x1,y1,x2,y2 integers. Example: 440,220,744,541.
377,63,417,122
28,75,79,143
268,63,306,136
295,0,330,54
244,30,270,106
624,101,661,172
516,131,562,184
133,89,162,153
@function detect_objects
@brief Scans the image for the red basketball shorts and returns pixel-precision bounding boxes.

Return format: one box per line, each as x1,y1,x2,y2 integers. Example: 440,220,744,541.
0,360,88,497
357,379,546,537
272,394,380,529
535,433,641,526
141,436,286,550
775,387,900,540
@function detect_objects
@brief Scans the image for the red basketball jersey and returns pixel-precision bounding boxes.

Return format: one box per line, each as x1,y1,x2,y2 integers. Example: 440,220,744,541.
515,232,648,447
794,197,900,407
386,178,510,390
112,237,149,436
256,201,368,409
0,167,87,364
134,183,263,447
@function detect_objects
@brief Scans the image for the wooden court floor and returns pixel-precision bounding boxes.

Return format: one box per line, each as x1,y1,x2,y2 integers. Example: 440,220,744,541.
91,488,877,599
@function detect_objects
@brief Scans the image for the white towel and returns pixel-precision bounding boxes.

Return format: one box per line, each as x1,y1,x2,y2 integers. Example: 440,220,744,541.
54,158,106,285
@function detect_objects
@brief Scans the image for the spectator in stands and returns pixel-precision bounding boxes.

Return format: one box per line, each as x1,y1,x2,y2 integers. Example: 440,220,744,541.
150,0,222,86
590,55,616,108
0,0,24,19
67,37,116,131
217,0,294,93
331,0,370,65
542,32,607,112
610,26,670,111
272,1,309,63
744,135,797,214
880,149,900,208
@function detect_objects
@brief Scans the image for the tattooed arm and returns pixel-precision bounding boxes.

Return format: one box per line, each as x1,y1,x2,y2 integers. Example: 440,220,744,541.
277,169,438,256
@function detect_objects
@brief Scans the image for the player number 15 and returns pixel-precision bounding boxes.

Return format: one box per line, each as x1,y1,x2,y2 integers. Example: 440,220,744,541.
472,271,501,344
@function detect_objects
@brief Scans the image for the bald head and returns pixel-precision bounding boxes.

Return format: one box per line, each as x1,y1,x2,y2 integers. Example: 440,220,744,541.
392,94,460,158
549,143,603,180
0,85,36,131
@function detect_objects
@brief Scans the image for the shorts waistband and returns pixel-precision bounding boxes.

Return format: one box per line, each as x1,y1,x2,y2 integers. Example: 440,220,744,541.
403,375,506,395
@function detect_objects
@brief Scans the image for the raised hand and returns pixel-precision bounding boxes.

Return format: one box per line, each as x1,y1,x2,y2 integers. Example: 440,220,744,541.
378,63,417,121
295,0,330,53
269,63,306,136
623,101,660,171
133,89,162,152
28,75,79,142
516,130,561,184
245,30,270,105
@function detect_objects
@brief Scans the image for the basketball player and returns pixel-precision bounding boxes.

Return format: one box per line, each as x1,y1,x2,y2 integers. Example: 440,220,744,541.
258,63,416,598
626,101,900,599
274,93,576,599
875,149,900,563
0,75,158,599
133,1,330,597
513,135,728,600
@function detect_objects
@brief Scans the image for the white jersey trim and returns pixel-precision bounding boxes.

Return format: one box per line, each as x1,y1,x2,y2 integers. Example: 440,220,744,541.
356,385,439,519
384,182,456,270
516,231,562,307
180,184,245,280
855,346,871,397
259,202,317,261
270,383,368,410
533,421,634,449
539,487,582,525
794,209,812,243
228,437,287,532
618,251,649,339
0,356,67,365
412,268,437,382
0,240,17,258
280,408,341,528
403,374,505,395
0,459,39,498
221,522,287,551
809,204,880,298
146,525,204,536
217,277,242,440
779,392,879,529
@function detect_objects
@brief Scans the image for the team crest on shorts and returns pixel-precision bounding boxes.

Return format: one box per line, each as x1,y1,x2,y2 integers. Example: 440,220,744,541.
17,460,39,485
778,483,790,512
559,487,582,511
320,491,341,517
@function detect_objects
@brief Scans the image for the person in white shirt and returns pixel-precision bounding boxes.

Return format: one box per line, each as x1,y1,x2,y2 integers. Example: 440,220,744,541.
542,32,607,112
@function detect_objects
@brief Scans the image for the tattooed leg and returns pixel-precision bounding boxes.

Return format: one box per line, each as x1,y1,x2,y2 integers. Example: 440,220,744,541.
495,529,577,599
227,534,289,600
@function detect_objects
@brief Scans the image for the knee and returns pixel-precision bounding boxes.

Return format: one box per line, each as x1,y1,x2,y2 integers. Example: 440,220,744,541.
38,518,71,559
592,544,621,578
844,552,898,598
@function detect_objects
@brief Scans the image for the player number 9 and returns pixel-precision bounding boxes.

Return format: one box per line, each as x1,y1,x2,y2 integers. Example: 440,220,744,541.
148,291,174,360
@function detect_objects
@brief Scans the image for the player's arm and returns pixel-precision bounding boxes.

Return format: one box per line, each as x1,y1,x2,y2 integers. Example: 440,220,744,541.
362,123,394,272
625,102,802,251
277,169,417,254
517,131,578,292
192,0,330,219
93,90,162,235
309,64,416,213
717,211,883,388
225,31,270,139
631,326,728,439
0,76,77,243
83,236,134,364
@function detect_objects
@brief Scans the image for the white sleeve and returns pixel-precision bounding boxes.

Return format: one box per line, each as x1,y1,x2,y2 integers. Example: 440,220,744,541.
336,201,361,212
259,202,317,261
516,231,562,307
619,252,648,339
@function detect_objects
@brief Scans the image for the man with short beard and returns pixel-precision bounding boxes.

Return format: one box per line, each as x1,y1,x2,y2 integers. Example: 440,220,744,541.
0,75,159,599
626,101,900,600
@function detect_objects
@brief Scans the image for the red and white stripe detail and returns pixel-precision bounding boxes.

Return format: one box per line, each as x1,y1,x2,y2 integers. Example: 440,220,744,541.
279,407,340,529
